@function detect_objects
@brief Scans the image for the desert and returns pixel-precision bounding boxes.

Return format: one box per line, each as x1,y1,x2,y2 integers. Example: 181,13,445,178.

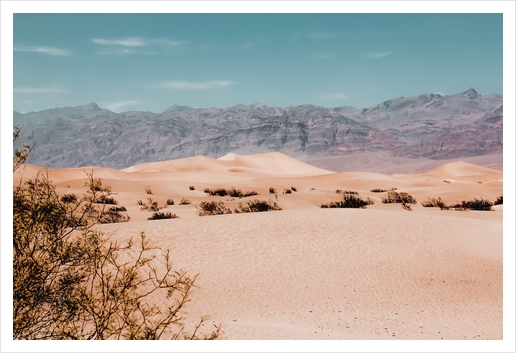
13,151,503,340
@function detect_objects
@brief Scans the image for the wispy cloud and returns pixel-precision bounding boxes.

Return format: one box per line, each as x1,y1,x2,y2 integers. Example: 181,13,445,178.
14,45,71,56
319,93,348,101
309,32,336,39
100,100,143,112
91,37,185,55
362,51,393,59
92,37,146,47
14,86,68,94
156,80,235,90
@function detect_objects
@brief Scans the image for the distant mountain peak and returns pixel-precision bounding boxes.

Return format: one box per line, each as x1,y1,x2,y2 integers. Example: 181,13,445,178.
163,104,193,113
461,87,480,98
85,102,100,110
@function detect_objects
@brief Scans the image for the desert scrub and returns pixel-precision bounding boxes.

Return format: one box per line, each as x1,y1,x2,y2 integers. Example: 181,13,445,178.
179,198,192,205
140,198,164,212
234,199,282,213
99,207,131,224
370,188,387,193
197,201,233,216
147,212,179,220
283,188,292,194
204,187,258,198
145,186,153,195
60,193,78,203
421,197,449,210
269,187,277,194
321,194,374,209
381,190,417,205
189,185,195,190
343,190,359,195
494,195,503,205
94,194,119,205
291,186,297,192
166,199,175,205
459,198,493,211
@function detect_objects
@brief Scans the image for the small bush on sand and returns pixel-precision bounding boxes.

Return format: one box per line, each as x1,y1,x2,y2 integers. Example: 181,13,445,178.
283,188,292,194
61,193,77,203
460,198,493,211
197,201,233,216
94,194,119,205
402,203,413,211
204,187,258,198
140,198,164,212
269,187,277,194
370,188,387,193
145,186,153,195
189,185,195,190
494,195,503,205
99,207,131,224
166,199,175,205
381,190,417,205
343,190,359,195
421,197,449,210
147,212,179,220
137,199,144,206
179,198,192,205
234,199,282,213
291,186,297,192
321,194,374,209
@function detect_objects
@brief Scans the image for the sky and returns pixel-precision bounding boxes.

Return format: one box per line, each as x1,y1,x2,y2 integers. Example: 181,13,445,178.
12,13,503,113
12,12,505,114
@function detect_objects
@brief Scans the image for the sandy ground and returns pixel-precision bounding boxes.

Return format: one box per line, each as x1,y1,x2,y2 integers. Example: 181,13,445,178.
13,152,504,340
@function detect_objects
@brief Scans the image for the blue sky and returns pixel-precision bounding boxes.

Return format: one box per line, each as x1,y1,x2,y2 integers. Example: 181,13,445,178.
13,13,502,113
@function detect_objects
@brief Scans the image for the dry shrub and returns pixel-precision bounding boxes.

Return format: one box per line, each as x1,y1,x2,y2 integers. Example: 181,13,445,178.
197,201,233,216
189,185,195,190
494,195,503,205
269,187,277,194
179,198,192,205
148,212,179,220
370,188,386,193
234,199,282,213
166,199,175,205
421,197,449,210
321,194,374,209
381,190,417,205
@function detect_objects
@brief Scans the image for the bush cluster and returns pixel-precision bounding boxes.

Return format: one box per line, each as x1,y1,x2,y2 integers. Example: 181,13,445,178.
203,187,258,198
381,190,417,205
179,198,192,205
99,207,131,224
94,194,119,205
370,188,387,193
269,187,277,194
197,201,234,216
234,199,282,213
422,197,495,211
147,212,179,220
494,195,503,205
321,194,374,209
197,199,282,216
139,198,165,212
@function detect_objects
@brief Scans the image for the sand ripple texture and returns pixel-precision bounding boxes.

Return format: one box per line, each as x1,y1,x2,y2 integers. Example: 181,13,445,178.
99,207,502,340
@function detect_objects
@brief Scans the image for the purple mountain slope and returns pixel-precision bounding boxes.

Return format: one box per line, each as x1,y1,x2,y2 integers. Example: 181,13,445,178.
13,88,502,169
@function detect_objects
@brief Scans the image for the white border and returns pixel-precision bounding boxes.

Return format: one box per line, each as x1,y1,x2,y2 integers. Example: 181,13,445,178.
1,2,514,352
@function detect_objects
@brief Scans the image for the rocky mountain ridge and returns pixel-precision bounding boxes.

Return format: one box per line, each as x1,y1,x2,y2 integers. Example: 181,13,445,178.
13,88,503,169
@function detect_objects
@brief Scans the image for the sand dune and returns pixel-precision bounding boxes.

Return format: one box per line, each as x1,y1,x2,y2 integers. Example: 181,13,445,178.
13,152,503,340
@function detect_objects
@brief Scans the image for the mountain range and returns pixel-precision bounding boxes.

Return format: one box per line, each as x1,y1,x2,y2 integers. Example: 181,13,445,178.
13,88,503,170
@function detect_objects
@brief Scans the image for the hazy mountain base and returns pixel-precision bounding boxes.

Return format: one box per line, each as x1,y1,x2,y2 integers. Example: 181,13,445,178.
304,151,503,174
13,88,502,170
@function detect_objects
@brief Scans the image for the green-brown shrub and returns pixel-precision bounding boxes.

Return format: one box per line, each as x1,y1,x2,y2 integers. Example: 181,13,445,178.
321,194,374,209
421,197,449,210
234,199,282,213
148,212,179,220
381,190,417,205
166,199,175,205
179,198,192,205
197,201,233,216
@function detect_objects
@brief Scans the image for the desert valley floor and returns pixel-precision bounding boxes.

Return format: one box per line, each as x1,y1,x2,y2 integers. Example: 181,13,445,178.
13,152,503,340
